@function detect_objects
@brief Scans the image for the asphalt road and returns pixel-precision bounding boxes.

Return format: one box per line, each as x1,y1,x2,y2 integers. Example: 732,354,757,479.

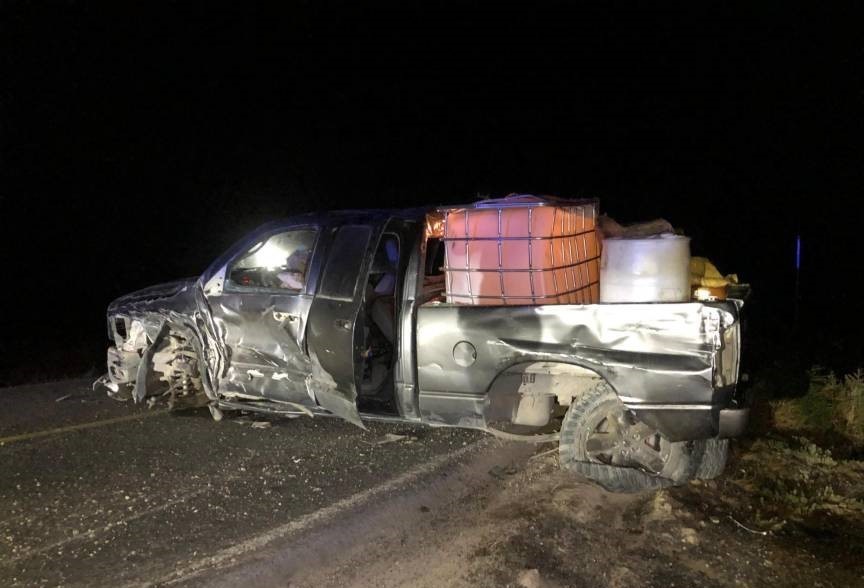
0,379,532,587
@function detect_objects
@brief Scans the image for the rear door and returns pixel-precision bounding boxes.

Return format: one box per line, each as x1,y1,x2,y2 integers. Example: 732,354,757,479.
306,224,379,426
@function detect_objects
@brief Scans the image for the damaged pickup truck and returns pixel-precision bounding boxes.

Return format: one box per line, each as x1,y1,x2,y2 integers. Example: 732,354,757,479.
96,199,748,492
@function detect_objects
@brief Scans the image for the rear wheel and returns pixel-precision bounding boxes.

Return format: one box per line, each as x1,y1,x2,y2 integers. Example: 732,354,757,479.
559,382,699,492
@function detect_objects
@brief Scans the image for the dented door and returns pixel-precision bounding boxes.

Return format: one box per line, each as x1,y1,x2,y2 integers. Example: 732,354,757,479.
306,224,377,426
205,225,322,405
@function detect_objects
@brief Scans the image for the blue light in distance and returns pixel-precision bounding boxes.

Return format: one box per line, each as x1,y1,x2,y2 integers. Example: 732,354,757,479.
795,235,801,270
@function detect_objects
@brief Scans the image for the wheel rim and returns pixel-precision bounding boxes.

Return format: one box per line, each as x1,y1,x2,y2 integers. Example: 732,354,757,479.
583,401,671,475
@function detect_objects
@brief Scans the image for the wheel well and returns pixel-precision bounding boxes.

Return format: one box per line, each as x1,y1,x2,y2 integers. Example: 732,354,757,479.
135,322,207,407
484,361,607,427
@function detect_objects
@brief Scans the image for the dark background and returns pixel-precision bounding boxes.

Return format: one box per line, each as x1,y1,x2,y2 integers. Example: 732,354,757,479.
1,1,862,386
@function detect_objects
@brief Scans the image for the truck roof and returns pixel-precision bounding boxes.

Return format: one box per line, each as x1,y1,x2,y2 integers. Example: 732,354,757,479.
263,206,432,229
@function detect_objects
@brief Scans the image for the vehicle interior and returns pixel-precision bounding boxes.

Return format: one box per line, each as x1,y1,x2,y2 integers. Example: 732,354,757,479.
357,232,401,413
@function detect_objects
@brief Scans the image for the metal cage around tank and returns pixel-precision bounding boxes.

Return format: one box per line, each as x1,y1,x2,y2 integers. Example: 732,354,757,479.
440,196,600,305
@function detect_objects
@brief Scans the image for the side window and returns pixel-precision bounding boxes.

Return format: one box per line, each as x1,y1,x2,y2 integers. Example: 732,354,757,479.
318,225,372,300
227,229,317,291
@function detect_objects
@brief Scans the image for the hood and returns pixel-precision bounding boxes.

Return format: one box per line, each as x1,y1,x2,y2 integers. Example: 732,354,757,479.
108,278,199,314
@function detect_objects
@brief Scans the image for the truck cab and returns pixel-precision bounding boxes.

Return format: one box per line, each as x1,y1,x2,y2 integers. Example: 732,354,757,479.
190,210,425,427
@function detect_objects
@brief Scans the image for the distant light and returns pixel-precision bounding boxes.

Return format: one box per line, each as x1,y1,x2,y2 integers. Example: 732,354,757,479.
795,235,801,270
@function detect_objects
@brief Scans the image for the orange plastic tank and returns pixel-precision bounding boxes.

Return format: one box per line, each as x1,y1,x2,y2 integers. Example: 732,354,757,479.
442,195,600,305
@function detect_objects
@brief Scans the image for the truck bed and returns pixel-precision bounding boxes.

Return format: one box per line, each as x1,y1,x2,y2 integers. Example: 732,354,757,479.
414,300,744,440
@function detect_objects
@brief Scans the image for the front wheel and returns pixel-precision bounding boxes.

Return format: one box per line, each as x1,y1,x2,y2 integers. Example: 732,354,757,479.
559,382,700,492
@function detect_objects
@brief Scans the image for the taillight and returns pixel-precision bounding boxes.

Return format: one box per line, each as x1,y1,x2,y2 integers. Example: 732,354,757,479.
717,323,740,386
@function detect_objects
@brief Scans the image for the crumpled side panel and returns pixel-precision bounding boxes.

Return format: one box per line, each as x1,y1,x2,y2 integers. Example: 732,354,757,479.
305,351,364,428
416,301,740,428
207,291,315,405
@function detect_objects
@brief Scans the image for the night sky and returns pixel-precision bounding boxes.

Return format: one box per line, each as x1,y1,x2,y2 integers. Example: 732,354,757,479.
2,2,862,385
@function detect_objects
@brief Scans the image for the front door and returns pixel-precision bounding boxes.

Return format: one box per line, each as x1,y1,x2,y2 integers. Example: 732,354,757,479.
306,224,378,426
206,225,321,404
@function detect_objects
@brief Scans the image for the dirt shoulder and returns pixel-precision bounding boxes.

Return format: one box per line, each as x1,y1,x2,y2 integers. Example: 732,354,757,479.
290,438,864,588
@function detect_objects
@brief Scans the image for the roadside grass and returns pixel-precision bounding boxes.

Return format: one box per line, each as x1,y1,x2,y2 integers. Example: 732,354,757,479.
729,436,864,533
770,368,864,449
707,367,864,540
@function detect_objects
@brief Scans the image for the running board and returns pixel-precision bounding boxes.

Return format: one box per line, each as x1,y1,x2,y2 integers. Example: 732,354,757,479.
217,399,327,417
216,398,418,425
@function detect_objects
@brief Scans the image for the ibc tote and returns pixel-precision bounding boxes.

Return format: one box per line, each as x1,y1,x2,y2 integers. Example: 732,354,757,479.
441,195,600,305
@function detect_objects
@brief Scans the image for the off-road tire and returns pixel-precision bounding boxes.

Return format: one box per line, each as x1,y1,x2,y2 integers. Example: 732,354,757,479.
693,438,729,480
559,381,700,492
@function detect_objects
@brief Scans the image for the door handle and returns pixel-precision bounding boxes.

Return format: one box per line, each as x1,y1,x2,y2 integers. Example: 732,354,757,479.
273,311,299,323
334,319,352,331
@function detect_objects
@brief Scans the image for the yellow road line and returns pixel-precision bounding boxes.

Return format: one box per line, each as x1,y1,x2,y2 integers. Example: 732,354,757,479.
0,409,169,445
